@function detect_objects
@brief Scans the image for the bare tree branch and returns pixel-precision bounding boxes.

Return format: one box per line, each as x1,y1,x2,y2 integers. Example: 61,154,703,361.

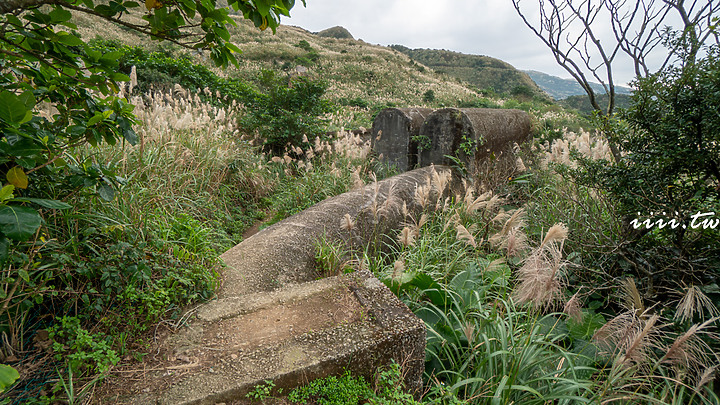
0,0,56,14
511,0,719,162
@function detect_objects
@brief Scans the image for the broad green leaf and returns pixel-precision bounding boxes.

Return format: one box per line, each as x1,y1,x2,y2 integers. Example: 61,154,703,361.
0,364,19,392
98,184,115,201
0,91,31,125
4,15,22,27
227,42,242,54
16,157,37,170
11,198,72,210
213,26,231,41
0,205,42,241
18,269,29,283
58,32,84,46
17,91,36,111
255,0,271,16
0,185,14,202
87,113,104,126
6,167,28,189
49,7,73,23
94,4,115,16
110,73,130,82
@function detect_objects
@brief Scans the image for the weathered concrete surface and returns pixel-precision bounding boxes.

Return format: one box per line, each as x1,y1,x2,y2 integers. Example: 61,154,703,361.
220,165,457,296
116,166,459,404
417,108,530,171
149,270,425,405
371,108,433,172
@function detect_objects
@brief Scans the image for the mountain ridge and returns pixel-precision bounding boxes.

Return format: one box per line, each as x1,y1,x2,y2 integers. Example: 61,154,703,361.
524,69,632,100
390,45,549,100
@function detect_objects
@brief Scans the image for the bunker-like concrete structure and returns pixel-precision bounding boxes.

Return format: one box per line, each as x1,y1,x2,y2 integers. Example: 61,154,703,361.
371,108,433,172
416,108,531,171
113,166,460,405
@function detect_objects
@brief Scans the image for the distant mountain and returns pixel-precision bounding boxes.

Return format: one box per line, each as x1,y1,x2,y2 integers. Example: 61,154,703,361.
316,26,354,39
524,70,632,100
391,45,549,100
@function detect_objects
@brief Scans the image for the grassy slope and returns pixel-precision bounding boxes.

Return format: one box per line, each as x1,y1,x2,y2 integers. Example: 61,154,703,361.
391,45,549,99
76,12,491,127
225,19,492,124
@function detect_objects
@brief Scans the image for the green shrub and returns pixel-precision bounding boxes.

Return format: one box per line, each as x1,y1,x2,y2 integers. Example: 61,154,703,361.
422,89,436,102
370,362,421,405
239,70,332,155
288,371,374,405
89,40,256,100
288,365,420,405
246,380,276,401
568,45,720,287
339,96,370,109
48,317,119,376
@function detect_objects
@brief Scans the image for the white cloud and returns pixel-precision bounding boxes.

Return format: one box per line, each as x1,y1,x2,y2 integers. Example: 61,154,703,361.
285,0,674,85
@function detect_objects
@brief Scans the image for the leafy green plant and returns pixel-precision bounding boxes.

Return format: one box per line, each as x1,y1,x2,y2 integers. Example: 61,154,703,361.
47,317,119,376
239,70,332,154
412,135,432,152
246,380,276,401
314,236,351,277
370,361,422,405
423,89,436,103
0,365,18,393
566,45,720,288
288,370,374,405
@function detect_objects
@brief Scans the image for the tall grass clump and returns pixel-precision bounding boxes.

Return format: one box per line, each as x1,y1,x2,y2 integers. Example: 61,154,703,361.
264,129,374,225
0,83,282,402
362,173,719,404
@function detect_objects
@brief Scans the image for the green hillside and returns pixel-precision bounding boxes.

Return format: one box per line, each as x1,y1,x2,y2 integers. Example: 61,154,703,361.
74,13,493,128
391,45,550,100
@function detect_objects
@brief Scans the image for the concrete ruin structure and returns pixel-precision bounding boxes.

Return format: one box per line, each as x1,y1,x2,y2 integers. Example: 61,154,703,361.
370,108,433,172
105,107,532,404
372,107,530,173
113,166,458,405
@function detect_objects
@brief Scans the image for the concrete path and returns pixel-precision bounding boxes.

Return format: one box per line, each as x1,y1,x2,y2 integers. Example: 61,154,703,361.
111,166,456,404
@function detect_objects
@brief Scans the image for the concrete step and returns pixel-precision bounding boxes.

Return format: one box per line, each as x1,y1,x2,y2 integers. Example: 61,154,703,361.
129,270,424,405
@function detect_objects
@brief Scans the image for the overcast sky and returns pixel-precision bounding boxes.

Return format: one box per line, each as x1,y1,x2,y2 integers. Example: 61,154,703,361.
285,0,675,87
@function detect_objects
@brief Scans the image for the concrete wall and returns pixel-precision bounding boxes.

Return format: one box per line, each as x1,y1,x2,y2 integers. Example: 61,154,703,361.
371,108,434,172
417,108,530,171
220,165,458,296
369,107,530,176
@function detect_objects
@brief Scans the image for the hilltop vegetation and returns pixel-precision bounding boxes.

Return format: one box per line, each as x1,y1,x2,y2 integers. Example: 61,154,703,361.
316,25,354,39
75,12,493,129
391,45,549,100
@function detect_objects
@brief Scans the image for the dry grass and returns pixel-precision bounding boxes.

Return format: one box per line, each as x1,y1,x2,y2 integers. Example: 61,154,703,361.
512,224,569,309
539,128,613,167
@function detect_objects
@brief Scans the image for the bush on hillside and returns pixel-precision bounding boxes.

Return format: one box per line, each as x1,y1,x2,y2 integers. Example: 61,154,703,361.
570,45,720,287
239,70,333,155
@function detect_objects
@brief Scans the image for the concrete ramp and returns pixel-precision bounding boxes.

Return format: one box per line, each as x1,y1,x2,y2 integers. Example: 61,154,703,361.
111,166,457,404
